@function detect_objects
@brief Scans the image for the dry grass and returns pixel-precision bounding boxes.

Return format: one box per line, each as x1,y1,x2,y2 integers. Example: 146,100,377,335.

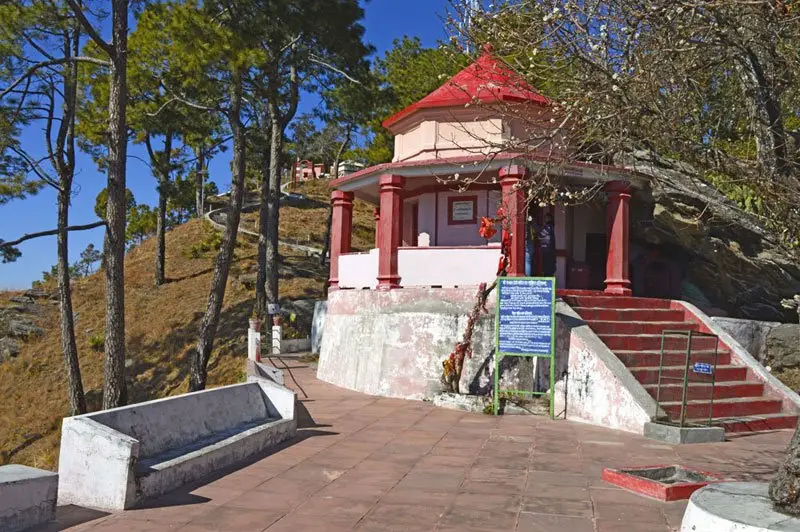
774,368,800,393
241,179,376,252
0,180,368,470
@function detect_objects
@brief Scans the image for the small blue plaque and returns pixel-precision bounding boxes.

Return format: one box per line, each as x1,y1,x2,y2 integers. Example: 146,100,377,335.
692,362,713,375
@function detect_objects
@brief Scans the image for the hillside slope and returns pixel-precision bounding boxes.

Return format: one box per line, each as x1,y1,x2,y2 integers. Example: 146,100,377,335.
0,179,374,470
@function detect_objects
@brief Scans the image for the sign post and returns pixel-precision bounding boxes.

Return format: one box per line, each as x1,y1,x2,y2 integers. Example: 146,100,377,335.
493,277,557,418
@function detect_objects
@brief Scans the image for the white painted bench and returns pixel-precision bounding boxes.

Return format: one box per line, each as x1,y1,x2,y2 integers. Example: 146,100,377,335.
0,465,58,532
57,378,296,511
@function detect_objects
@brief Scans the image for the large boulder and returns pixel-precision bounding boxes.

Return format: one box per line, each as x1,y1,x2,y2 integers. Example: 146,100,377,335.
0,337,20,362
765,324,800,372
620,151,800,321
0,310,44,340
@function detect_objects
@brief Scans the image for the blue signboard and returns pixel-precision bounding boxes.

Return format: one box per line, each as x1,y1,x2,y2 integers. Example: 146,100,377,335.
496,277,556,356
693,362,713,375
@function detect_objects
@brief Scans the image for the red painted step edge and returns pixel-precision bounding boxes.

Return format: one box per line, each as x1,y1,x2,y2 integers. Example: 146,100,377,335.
602,466,724,502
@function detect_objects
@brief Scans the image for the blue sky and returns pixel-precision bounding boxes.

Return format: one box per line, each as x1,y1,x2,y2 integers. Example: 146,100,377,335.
0,0,451,289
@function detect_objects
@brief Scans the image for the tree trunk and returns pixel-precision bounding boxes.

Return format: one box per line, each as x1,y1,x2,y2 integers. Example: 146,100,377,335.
265,109,282,310
770,425,800,515
57,189,87,415
737,48,791,179
255,121,272,318
195,149,205,218
155,181,167,286
189,73,246,392
102,0,129,409
153,132,172,287
320,207,333,270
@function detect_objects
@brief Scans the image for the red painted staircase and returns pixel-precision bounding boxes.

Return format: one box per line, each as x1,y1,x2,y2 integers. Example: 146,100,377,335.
562,292,798,434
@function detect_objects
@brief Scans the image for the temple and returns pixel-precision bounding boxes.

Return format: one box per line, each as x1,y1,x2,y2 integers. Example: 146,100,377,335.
317,47,800,436
327,45,648,295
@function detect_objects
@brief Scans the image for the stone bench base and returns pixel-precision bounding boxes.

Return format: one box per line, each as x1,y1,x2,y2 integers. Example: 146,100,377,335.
0,465,57,532
134,417,295,503
58,378,297,511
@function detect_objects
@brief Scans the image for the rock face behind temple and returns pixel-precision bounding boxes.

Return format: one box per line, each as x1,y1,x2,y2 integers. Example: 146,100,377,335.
619,151,800,322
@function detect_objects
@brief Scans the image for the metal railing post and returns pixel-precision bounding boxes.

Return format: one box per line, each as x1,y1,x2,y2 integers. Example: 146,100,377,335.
655,332,666,421
709,337,720,427
679,330,694,428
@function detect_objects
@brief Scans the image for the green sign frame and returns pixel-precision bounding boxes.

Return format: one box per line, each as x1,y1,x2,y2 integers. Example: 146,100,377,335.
492,276,557,418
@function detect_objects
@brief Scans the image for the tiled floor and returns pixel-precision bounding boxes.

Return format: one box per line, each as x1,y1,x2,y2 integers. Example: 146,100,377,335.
43,360,793,531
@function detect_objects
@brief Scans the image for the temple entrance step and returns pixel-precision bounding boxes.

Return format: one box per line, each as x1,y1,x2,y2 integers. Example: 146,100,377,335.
660,398,782,420
616,350,731,367
567,296,672,309
587,320,697,335
572,307,685,322
629,365,748,385
598,334,719,351
643,382,764,401
701,414,798,434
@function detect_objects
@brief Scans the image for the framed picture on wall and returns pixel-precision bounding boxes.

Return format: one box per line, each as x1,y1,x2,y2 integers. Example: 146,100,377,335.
448,196,478,225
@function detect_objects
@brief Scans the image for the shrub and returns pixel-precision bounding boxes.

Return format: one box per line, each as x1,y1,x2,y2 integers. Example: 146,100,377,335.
186,221,224,258
88,332,104,352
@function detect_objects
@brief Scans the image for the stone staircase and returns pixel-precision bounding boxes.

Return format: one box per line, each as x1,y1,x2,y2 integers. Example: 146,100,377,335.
562,292,798,434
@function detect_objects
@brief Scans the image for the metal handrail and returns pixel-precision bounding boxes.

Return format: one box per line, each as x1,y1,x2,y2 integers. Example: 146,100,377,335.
654,330,720,428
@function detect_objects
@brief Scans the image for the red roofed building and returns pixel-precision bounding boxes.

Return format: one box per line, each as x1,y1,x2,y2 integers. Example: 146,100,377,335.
327,45,646,294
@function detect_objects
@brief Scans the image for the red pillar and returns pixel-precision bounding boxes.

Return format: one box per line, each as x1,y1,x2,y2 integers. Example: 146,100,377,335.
604,181,632,295
377,174,404,289
328,190,354,290
373,207,381,249
499,165,527,277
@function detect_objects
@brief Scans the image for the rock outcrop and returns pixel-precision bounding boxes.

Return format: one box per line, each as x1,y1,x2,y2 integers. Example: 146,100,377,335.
765,324,800,371
620,151,800,322
0,290,50,363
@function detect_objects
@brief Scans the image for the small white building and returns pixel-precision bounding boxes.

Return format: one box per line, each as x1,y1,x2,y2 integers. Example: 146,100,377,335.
337,160,366,179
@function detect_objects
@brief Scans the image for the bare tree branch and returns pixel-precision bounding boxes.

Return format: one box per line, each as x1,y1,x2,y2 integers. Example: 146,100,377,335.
0,56,110,100
1,220,106,249
65,0,113,56
308,54,362,85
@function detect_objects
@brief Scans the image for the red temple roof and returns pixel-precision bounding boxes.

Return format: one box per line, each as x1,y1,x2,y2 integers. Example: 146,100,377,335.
382,44,551,130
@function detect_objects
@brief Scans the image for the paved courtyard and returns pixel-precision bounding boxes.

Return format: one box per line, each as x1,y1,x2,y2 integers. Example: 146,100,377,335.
45,360,793,531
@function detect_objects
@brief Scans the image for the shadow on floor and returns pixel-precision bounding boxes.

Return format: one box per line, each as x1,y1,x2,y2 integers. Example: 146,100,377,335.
135,426,338,510
29,504,109,531
296,399,331,430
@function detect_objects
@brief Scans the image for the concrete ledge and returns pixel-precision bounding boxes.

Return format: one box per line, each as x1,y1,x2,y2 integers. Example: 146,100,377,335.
432,393,548,415
681,482,800,531
644,422,725,444
0,464,57,532
280,338,311,354
58,379,296,511
246,359,285,386
553,301,667,434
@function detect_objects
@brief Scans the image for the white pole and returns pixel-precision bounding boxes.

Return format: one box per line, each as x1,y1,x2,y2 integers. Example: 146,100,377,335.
248,318,261,362
272,325,282,355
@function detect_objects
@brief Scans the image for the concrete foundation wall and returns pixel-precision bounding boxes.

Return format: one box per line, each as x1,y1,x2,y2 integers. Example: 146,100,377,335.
0,465,58,532
318,288,534,400
319,290,662,434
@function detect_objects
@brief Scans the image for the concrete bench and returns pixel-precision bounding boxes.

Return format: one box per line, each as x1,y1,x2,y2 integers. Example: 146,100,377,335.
0,465,58,532
57,378,296,511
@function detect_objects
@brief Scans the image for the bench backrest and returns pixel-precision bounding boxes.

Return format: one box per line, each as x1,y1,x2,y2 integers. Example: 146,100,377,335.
89,382,271,458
